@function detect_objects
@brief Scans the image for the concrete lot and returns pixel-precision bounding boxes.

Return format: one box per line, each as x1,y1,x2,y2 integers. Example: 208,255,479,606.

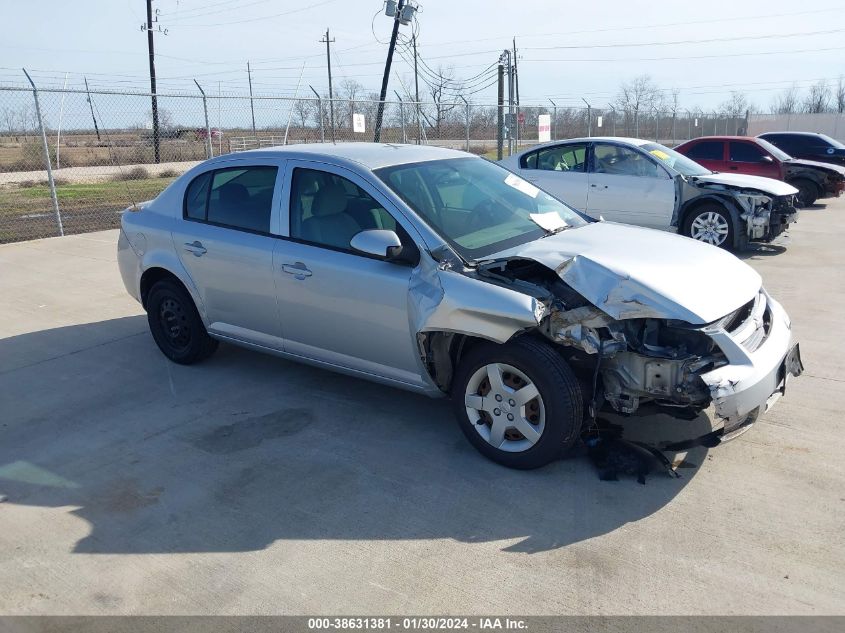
0,200,843,615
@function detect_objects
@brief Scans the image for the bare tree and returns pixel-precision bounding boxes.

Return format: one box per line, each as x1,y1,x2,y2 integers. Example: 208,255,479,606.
615,75,664,134
292,99,311,131
1,107,17,137
836,76,845,114
339,79,364,128
803,79,831,113
772,85,800,114
426,65,461,138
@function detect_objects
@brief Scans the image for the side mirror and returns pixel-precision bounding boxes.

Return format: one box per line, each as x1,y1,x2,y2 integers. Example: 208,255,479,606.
350,229,404,260
761,155,774,163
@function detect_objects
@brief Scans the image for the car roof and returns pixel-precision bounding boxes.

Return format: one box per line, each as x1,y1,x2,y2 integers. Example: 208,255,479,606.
206,142,472,171
758,131,824,137
512,137,657,156
680,136,758,142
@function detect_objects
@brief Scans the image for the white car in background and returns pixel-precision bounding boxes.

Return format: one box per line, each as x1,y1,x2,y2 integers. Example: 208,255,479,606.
500,137,798,250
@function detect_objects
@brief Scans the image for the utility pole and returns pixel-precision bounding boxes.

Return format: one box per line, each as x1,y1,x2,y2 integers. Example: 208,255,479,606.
84,76,100,141
513,37,519,149
373,0,405,143
320,29,336,142
497,59,504,160
145,0,161,163
413,34,421,144
503,49,513,155
247,61,257,136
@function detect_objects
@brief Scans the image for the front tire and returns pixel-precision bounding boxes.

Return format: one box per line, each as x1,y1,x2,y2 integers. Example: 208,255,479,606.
683,204,734,249
451,337,583,469
146,279,218,364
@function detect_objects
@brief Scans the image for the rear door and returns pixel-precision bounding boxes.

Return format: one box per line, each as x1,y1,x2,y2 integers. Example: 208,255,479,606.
681,139,727,172
172,160,285,349
728,140,781,179
518,142,589,210
586,142,675,228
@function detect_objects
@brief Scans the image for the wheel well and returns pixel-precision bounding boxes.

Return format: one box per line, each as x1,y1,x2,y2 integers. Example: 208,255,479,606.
680,197,731,227
788,176,821,195
420,332,491,393
140,267,184,310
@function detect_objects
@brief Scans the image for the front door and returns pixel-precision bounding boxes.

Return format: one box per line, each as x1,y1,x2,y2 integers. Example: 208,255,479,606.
172,162,283,348
586,142,675,228
728,141,782,179
273,161,424,386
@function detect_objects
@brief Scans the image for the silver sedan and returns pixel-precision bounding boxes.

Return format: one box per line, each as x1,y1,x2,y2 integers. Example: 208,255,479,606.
118,143,802,469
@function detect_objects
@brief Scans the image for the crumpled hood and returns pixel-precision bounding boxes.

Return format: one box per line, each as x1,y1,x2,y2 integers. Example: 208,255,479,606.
785,158,845,177
690,172,798,197
488,222,762,325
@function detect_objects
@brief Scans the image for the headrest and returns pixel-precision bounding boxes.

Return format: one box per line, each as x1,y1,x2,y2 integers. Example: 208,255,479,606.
219,182,249,206
312,184,347,217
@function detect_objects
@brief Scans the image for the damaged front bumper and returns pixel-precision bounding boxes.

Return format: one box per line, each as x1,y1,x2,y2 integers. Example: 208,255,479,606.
699,291,803,434
739,194,797,243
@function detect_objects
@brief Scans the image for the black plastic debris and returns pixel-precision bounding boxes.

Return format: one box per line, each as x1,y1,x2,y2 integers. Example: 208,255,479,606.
583,419,681,484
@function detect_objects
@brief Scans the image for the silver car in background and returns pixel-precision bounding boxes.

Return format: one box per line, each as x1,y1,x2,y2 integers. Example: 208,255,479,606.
118,143,802,469
500,137,798,250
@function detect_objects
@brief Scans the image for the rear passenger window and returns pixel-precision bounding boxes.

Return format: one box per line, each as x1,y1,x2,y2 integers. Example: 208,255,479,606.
184,172,211,220
730,142,767,162
685,141,723,161
183,166,278,233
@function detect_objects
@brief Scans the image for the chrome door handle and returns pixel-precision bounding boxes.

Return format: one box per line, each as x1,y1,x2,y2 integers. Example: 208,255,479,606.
590,184,608,189
282,262,312,279
183,241,207,256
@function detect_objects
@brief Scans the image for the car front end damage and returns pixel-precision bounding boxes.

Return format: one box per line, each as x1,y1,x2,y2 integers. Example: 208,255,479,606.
413,222,803,443
679,176,798,245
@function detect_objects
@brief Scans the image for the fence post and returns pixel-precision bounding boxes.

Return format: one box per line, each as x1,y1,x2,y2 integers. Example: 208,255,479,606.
654,108,660,142
459,96,470,152
609,105,616,136
549,99,557,140
582,98,591,137
393,91,407,143
311,86,325,143
194,80,213,159
671,110,676,145
635,108,639,137
23,69,63,237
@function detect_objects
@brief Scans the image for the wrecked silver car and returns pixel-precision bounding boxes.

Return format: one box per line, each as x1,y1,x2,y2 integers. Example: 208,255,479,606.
500,138,798,250
117,143,803,469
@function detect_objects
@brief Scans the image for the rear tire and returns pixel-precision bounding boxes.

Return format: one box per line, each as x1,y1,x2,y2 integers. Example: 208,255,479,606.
790,178,819,207
451,337,583,469
683,203,734,249
146,279,218,365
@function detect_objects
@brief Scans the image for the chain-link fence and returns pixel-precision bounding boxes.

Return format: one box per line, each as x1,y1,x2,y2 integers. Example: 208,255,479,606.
0,82,756,244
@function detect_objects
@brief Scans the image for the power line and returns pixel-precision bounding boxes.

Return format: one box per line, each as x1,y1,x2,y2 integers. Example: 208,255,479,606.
524,45,845,64
521,28,845,51
166,0,342,28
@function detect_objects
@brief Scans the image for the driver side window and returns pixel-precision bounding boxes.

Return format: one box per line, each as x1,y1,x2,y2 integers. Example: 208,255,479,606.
593,143,660,178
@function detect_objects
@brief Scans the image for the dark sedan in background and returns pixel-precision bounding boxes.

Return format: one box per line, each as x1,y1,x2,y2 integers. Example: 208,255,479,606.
759,132,845,168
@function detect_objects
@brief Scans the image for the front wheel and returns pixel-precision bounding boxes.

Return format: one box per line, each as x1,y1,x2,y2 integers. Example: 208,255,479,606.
451,337,583,469
683,204,734,249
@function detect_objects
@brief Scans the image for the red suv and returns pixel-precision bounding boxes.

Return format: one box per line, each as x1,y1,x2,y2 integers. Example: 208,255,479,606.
675,136,845,207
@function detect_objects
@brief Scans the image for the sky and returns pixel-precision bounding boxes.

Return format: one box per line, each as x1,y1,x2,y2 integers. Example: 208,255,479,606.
1,0,844,112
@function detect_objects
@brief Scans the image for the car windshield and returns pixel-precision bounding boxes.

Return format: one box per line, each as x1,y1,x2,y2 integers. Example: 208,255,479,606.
375,157,587,260
640,142,712,177
756,138,792,161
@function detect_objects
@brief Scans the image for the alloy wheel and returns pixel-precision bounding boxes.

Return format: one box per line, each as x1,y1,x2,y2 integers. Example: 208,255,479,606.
464,362,546,453
690,211,730,246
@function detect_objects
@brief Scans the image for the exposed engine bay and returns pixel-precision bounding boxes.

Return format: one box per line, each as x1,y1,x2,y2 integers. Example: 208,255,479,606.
471,258,726,420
